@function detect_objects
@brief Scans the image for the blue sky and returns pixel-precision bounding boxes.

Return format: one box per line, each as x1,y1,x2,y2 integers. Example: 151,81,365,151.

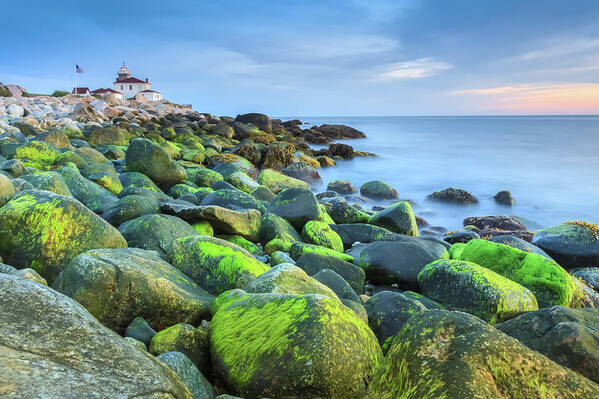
3,0,599,115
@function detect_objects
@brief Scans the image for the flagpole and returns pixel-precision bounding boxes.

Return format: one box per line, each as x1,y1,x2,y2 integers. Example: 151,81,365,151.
74,67,77,96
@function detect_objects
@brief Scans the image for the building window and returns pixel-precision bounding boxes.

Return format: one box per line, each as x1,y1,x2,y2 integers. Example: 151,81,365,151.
121,85,123,89
129,85,132,90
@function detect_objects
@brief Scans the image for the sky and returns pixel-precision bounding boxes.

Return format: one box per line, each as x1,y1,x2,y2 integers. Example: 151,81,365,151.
3,0,599,116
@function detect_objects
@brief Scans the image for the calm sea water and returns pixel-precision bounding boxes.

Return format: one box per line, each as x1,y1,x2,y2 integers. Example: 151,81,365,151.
282,116,599,232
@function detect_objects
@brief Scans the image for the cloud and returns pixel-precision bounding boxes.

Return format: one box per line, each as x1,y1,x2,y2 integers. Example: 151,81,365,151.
451,83,599,113
506,37,599,62
374,57,453,80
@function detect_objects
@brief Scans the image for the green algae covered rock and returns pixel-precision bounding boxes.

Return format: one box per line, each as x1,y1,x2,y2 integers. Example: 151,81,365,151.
210,290,382,398
59,162,118,213
418,259,538,324
157,352,216,399
243,263,340,301
82,162,123,195
226,171,260,193
301,220,344,252
193,220,214,236
0,275,193,399
315,203,335,224
201,205,262,241
53,248,214,333
259,212,302,247
450,239,579,308
368,201,418,236
170,235,270,295
150,323,210,372
101,194,160,226
201,188,263,212
257,168,310,193
359,180,398,200
266,187,319,230
0,190,127,282
532,222,599,268
290,242,354,263
126,138,187,186
119,171,163,192
20,171,72,196
118,214,199,260
190,167,224,187
328,200,371,224
217,234,262,256
365,309,599,399
13,140,61,165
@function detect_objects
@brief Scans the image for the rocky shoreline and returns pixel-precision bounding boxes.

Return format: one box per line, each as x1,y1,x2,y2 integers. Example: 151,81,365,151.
1,85,599,398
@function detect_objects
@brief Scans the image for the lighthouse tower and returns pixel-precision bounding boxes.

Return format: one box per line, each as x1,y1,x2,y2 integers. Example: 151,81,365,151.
117,62,131,82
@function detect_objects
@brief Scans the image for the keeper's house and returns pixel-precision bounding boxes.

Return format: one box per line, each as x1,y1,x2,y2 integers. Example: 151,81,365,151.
113,63,163,100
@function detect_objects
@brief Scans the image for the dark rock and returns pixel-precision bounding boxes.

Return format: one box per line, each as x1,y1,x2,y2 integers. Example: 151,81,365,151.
328,143,354,159
532,222,599,268
295,252,365,295
281,161,321,184
368,201,418,236
443,230,480,244
201,188,264,212
330,223,398,248
327,180,357,194
328,199,371,224
101,194,160,226
427,187,478,204
150,323,210,373
497,306,599,383
312,269,360,302
125,316,157,347
360,180,398,200
489,235,554,259
573,267,599,291
266,188,319,230
312,124,366,139
463,215,532,241
494,190,515,205
235,113,272,133
157,352,216,399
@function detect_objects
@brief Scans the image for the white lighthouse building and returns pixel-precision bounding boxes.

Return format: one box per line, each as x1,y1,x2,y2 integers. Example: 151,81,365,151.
113,63,162,101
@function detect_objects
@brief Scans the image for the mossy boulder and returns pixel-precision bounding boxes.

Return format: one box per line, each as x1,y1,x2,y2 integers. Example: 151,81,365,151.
266,187,319,230
0,190,127,282
359,180,398,200
126,138,187,186
210,290,382,398
53,248,213,333
170,235,270,295
327,179,357,194
328,200,371,224
119,171,163,192
150,323,210,373
119,214,198,260
20,171,72,196
365,309,599,399
532,222,599,268
0,275,193,398
0,175,14,206
257,168,310,193
101,194,160,226
359,238,448,288
295,252,365,295
217,234,262,256
368,201,418,236
201,188,263,212
450,239,579,307
82,163,123,195
59,162,118,213
87,126,134,146
226,171,260,193
330,223,398,248
12,140,61,165
189,167,224,187
363,291,427,352
301,220,344,252
201,205,261,241
418,259,539,323
259,212,302,247
290,242,354,263
193,220,214,236
497,306,599,384
75,146,109,164
251,185,275,202
312,268,359,302
243,263,340,301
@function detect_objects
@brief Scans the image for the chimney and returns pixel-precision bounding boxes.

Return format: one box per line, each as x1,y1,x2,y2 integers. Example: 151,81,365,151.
145,77,148,83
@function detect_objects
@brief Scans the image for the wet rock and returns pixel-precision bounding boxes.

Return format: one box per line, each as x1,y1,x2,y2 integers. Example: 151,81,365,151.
427,187,478,205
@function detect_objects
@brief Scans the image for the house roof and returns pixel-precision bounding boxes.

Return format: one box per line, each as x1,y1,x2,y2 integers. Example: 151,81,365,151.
72,87,90,94
140,89,160,93
92,88,122,94
114,77,147,84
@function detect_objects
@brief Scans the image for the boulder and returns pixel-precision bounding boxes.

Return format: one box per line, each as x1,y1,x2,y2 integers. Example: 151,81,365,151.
327,179,357,194
200,205,261,241
489,234,553,259
427,187,478,204
82,162,123,195
126,138,187,186
312,124,365,139
463,215,530,240
118,214,198,259
572,267,599,290
328,143,354,159
368,201,418,236
0,274,192,398
327,200,371,224
200,188,263,212
366,309,599,398
150,323,209,373
266,187,319,230
101,194,160,226
257,168,310,193
296,252,365,295
359,180,398,200
443,230,480,244
363,291,427,351
169,235,269,294
125,316,157,347
235,113,272,132
450,239,580,307
20,171,72,195
281,161,322,184
53,248,214,333
301,220,344,252
290,242,354,263
190,168,224,187
312,268,359,302
329,223,397,248
494,190,515,205
157,352,216,399
0,174,15,206
59,163,118,213
210,290,382,398
497,306,599,383
359,238,448,288
418,259,538,323
532,222,599,268
0,190,127,282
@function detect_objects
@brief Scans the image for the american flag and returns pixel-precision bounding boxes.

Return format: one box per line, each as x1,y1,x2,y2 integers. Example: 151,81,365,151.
75,64,83,73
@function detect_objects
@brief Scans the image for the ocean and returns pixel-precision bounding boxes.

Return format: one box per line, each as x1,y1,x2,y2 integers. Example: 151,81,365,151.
284,116,599,232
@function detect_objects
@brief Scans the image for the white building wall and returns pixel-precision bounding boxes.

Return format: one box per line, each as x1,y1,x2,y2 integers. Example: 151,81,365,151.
113,82,150,99
141,91,163,101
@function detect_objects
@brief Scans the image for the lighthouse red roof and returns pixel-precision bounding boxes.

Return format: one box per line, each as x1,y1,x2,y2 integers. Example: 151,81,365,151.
114,77,147,84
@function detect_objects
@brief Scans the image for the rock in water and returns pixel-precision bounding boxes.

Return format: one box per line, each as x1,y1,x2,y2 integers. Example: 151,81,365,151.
497,306,599,384
427,187,478,204
125,138,187,186
450,239,580,308
368,201,418,236
266,187,319,230
418,259,538,323
0,190,127,282
210,290,382,398
169,235,269,295
53,248,214,333
359,180,398,200
0,274,192,398
532,221,599,268
366,309,599,399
